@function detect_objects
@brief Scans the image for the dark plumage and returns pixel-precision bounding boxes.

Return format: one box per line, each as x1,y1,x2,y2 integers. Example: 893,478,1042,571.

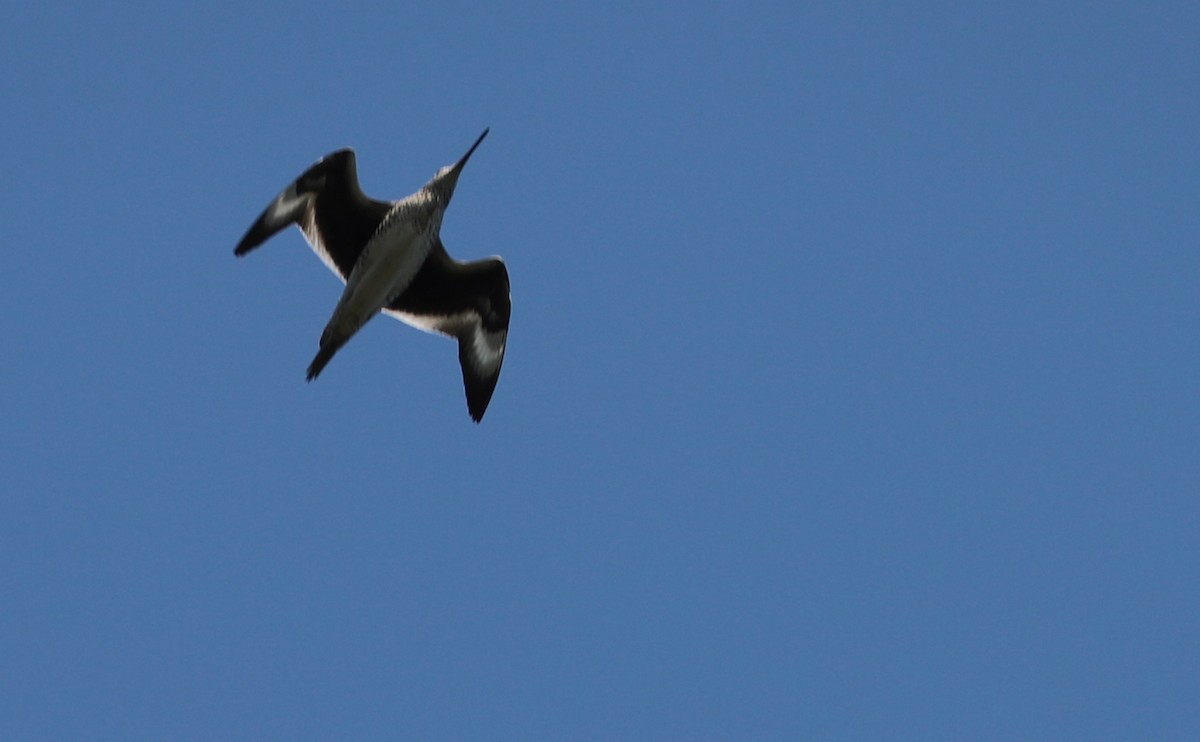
234,133,509,422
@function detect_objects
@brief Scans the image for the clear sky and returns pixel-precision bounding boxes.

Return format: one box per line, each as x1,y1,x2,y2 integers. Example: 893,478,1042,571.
2,2,1197,739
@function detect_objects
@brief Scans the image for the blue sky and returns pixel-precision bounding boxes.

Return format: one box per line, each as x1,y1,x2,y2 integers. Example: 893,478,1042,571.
2,2,1197,739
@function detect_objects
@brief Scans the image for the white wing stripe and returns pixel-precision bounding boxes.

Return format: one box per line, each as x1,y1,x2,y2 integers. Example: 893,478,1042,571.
467,325,506,374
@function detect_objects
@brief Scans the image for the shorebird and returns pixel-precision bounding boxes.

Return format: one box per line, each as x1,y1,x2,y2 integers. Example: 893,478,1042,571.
234,129,510,422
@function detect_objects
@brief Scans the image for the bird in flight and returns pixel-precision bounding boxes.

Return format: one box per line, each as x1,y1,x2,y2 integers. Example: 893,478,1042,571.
234,130,510,422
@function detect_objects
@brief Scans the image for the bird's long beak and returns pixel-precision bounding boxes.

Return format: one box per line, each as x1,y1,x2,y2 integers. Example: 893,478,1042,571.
449,128,489,177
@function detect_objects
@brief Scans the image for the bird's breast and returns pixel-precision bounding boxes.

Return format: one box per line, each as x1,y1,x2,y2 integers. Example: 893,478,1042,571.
334,218,437,328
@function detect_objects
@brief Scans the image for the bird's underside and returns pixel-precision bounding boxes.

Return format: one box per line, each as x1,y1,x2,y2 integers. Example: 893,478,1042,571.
233,138,509,422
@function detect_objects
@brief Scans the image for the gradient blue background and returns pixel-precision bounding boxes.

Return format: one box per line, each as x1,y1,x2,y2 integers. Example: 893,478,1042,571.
2,2,1197,739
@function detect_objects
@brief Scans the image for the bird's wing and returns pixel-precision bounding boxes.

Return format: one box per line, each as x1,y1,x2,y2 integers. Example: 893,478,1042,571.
383,241,511,422
233,149,390,281
457,307,509,422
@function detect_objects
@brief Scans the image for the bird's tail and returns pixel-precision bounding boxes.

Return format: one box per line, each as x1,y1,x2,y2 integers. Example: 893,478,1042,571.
306,345,338,381
306,300,375,381
306,322,352,381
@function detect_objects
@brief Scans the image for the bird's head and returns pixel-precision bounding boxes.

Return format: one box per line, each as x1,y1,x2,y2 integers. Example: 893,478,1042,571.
424,128,489,204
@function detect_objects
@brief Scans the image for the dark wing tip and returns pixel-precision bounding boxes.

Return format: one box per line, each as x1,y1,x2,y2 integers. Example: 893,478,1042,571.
233,193,297,258
458,335,505,423
463,370,501,423
464,260,511,422
234,150,347,259
233,221,273,257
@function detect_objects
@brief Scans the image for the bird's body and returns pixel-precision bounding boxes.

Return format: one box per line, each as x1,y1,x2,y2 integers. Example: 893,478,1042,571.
234,129,509,422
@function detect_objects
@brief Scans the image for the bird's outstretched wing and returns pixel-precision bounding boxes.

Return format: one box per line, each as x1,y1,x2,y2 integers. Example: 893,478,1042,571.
234,149,390,281
384,240,511,422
